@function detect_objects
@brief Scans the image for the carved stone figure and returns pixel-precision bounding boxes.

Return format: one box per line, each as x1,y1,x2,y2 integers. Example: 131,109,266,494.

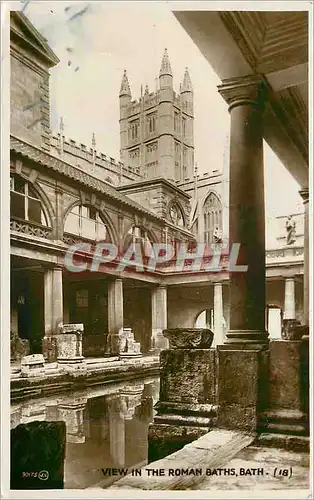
213,226,222,244
286,215,296,245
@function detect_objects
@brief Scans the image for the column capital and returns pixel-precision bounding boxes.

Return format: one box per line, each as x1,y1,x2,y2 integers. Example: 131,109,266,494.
213,281,223,287
53,265,63,271
112,277,123,284
218,74,268,111
158,284,167,290
285,276,296,282
299,187,309,204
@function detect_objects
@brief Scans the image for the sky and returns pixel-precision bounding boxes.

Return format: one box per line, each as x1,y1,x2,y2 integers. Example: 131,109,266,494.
21,1,304,243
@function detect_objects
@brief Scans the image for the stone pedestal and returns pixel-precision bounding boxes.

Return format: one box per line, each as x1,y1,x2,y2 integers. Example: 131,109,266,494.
20,354,45,378
119,328,142,359
57,324,85,373
259,340,309,436
217,346,269,432
148,328,216,462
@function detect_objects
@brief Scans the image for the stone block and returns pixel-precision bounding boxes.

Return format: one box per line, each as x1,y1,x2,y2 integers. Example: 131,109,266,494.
57,324,84,369
10,332,30,362
217,348,268,432
148,347,217,462
159,348,217,405
42,336,57,363
268,340,303,410
119,328,142,359
163,328,214,349
11,421,66,489
20,354,45,378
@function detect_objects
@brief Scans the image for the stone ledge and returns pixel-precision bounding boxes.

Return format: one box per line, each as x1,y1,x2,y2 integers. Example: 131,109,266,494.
254,433,310,452
11,358,160,402
108,429,256,490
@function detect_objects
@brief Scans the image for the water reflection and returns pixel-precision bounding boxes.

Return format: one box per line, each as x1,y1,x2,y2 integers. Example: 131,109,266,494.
10,377,160,489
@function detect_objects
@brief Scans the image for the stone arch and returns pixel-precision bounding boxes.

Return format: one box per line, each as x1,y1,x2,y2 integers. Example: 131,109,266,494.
10,172,55,231
194,309,213,329
122,221,158,255
62,200,118,245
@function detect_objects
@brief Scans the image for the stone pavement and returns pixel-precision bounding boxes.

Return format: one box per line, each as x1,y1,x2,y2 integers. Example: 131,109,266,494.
190,445,309,491
108,429,310,493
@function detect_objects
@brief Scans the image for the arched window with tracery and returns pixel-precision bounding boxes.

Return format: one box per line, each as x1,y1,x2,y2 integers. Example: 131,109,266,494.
203,192,222,245
124,225,154,257
64,205,109,242
10,173,49,226
169,201,185,228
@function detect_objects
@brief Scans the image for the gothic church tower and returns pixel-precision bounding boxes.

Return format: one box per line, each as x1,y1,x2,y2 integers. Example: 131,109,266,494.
119,49,194,183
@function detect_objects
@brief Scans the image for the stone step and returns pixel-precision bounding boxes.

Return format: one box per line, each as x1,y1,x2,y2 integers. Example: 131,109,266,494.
259,421,308,436
154,413,214,427
254,433,310,452
259,409,309,436
109,429,256,490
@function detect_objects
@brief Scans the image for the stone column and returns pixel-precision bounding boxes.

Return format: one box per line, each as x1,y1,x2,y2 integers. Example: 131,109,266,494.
216,75,269,432
106,278,124,355
213,282,224,345
44,269,53,336
283,278,296,320
43,266,63,361
300,188,309,328
52,266,63,333
151,285,169,352
218,75,268,346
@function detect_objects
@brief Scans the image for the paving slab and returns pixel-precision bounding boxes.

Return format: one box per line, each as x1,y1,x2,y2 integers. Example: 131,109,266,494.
190,445,310,491
109,429,256,490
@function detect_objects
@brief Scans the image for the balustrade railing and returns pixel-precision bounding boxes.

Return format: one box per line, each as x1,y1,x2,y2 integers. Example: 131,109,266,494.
10,217,52,240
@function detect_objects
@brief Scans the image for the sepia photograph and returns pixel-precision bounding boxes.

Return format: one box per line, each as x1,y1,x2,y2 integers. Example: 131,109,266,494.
1,0,312,497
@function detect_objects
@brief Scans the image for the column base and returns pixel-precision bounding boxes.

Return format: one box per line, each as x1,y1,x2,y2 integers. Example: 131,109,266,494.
150,330,169,352
42,336,58,363
224,329,269,348
105,333,123,356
